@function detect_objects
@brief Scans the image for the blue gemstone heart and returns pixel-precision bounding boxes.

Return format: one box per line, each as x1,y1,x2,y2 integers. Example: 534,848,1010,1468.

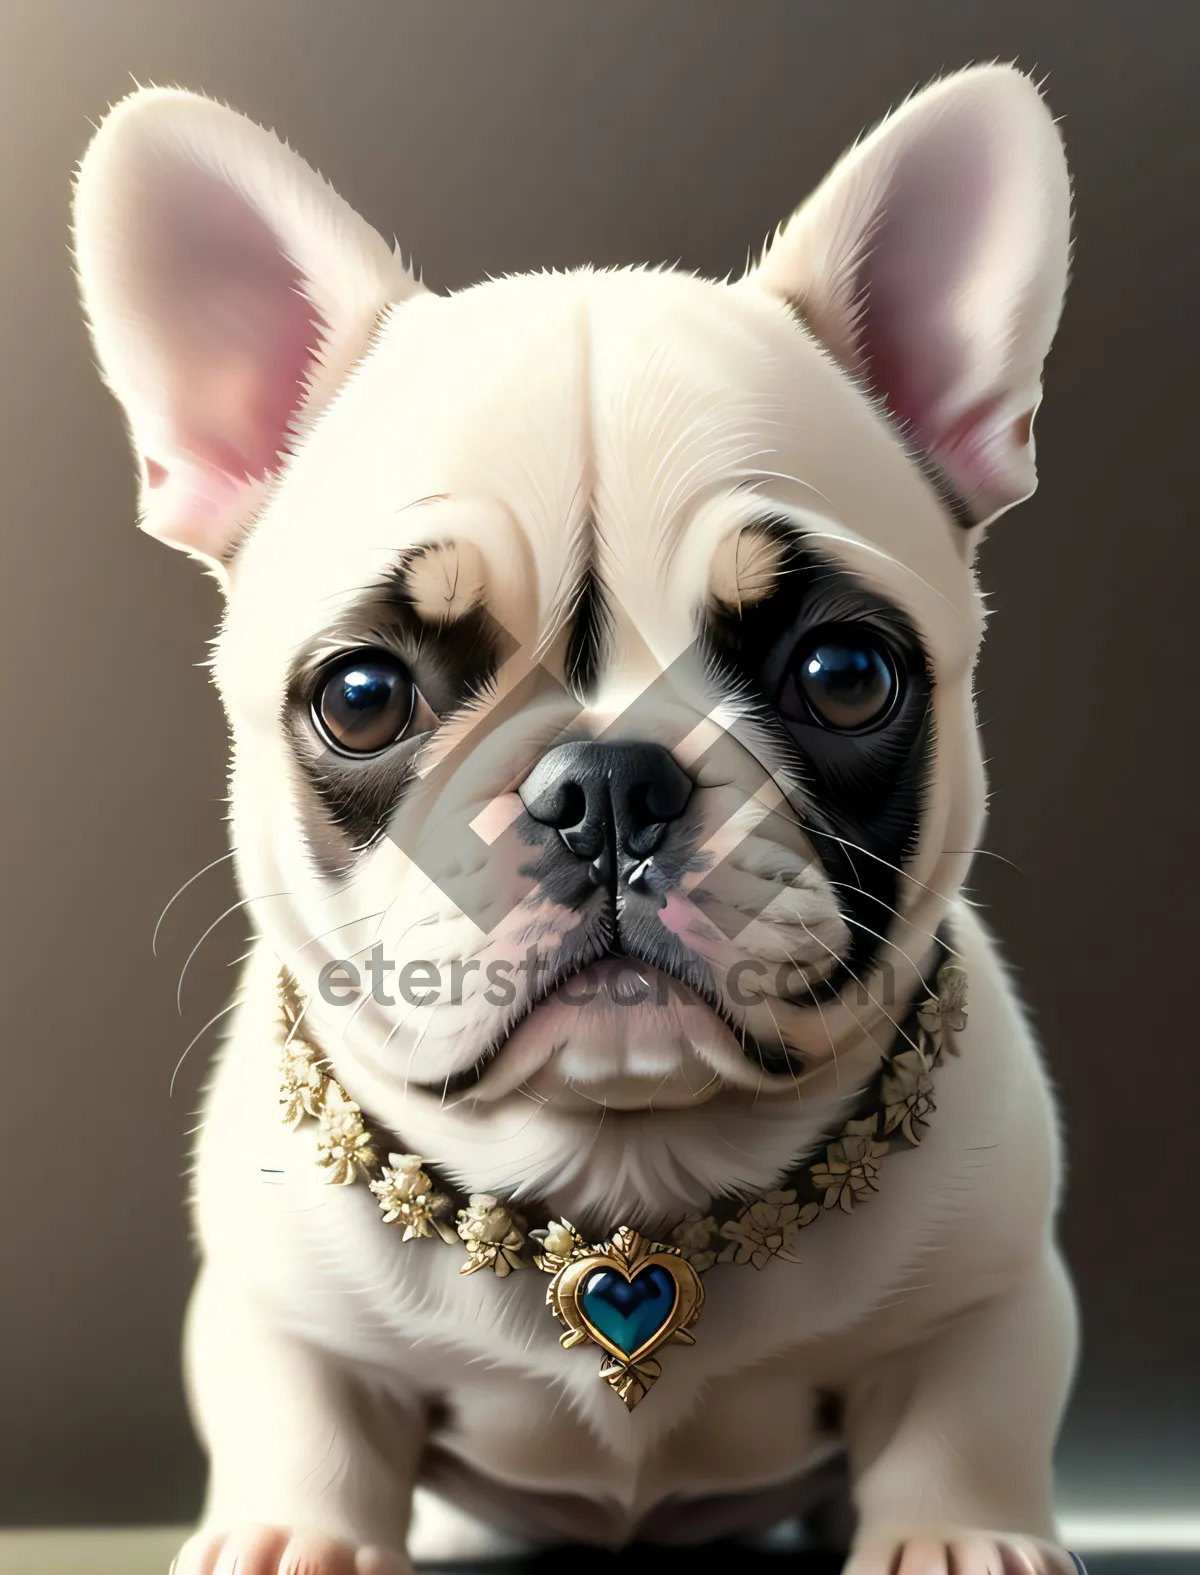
579,1265,677,1356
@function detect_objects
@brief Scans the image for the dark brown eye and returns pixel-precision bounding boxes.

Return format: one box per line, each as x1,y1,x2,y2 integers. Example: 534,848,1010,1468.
779,634,899,732
313,650,415,755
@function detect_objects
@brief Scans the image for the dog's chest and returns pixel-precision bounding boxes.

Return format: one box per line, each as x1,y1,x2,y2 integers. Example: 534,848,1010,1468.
422,1348,840,1542
243,1164,931,1530
197,920,1018,1533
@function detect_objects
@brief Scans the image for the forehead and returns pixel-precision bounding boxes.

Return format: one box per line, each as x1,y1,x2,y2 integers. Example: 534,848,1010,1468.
224,267,978,682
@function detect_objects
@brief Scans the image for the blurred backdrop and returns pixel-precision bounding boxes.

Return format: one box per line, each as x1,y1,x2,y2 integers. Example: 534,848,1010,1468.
0,0,1195,1533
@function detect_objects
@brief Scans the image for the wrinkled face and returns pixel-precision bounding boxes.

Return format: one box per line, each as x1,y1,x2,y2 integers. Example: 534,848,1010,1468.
215,268,985,1214
75,69,1069,1220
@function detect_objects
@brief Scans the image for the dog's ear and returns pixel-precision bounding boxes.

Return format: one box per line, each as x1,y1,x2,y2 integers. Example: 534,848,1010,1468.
747,65,1071,526
73,89,423,565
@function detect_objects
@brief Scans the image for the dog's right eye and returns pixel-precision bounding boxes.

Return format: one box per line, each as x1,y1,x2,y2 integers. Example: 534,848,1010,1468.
312,650,416,756
779,633,900,733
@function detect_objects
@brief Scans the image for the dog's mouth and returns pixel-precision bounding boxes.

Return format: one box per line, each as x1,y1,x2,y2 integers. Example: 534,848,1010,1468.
429,943,806,1102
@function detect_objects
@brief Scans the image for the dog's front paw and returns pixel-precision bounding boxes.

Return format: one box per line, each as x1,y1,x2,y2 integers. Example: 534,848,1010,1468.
845,1529,1083,1575
172,1525,412,1575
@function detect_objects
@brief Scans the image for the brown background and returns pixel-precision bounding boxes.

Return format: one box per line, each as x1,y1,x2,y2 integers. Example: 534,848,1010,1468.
0,0,1195,1530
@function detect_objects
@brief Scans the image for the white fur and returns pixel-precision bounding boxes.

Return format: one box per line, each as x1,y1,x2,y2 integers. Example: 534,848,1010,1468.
752,66,1071,524
74,66,1079,1575
74,88,422,558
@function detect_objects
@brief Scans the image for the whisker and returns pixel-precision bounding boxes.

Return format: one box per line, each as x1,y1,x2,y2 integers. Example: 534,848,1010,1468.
827,882,964,961
840,913,947,987
169,994,245,1098
372,875,442,944
689,1065,724,1101
152,850,237,956
176,892,291,1015
644,1067,676,1117
757,991,804,1107
780,941,841,1091
947,846,1025,874
510,1081,548,1108
800,920,925,1063
294,911,389,954
771,805,951,905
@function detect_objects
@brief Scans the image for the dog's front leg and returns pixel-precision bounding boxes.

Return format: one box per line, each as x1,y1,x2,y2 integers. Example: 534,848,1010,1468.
843,1249,1080,1575
173,1270,419,1575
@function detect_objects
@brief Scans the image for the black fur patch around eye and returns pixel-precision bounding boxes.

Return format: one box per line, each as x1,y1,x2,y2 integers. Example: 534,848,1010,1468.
703,522,935,998
285,568,501,875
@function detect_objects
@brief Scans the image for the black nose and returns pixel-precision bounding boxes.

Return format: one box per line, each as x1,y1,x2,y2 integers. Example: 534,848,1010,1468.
519,741,693,883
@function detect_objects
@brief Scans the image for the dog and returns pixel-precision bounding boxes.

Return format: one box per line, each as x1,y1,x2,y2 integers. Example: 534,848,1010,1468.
74,63,1081,1575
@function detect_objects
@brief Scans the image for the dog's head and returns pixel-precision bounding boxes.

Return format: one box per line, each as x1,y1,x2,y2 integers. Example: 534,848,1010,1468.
75,67,1069,1226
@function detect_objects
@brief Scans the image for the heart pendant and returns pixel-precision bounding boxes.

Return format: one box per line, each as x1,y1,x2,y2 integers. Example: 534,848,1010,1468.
580,1264,677,1355
541,1225,704,1409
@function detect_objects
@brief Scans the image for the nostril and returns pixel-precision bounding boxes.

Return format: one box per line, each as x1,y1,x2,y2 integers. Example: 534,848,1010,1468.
624,817,668,858
629,773,690,829
519,741,692,868
521,773,588,831
551,780,588,833
527,776,606,859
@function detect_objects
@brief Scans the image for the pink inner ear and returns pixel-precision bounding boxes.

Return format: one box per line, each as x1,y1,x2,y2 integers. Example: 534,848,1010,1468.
753,70,1068,522
135,164,327,550
852,130,999,454
926,395,1034,508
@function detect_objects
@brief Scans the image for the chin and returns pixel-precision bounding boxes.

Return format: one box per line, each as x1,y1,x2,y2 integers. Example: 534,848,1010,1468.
354,972,850,1233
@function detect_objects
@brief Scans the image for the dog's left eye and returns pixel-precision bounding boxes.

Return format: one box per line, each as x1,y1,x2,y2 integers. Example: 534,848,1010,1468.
312,650,416,755
777,631,899,732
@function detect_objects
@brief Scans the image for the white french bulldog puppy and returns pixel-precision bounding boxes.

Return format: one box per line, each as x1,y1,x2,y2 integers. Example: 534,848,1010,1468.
74,65,1081,1575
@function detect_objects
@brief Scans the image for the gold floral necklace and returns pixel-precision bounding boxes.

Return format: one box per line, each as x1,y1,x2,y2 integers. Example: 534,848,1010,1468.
277,943,966,1410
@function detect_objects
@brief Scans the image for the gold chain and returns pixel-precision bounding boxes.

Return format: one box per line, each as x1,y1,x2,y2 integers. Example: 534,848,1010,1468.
276,959,967,1281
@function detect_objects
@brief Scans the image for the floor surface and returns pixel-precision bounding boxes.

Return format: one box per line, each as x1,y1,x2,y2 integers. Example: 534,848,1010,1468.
0,1531,1195,1575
